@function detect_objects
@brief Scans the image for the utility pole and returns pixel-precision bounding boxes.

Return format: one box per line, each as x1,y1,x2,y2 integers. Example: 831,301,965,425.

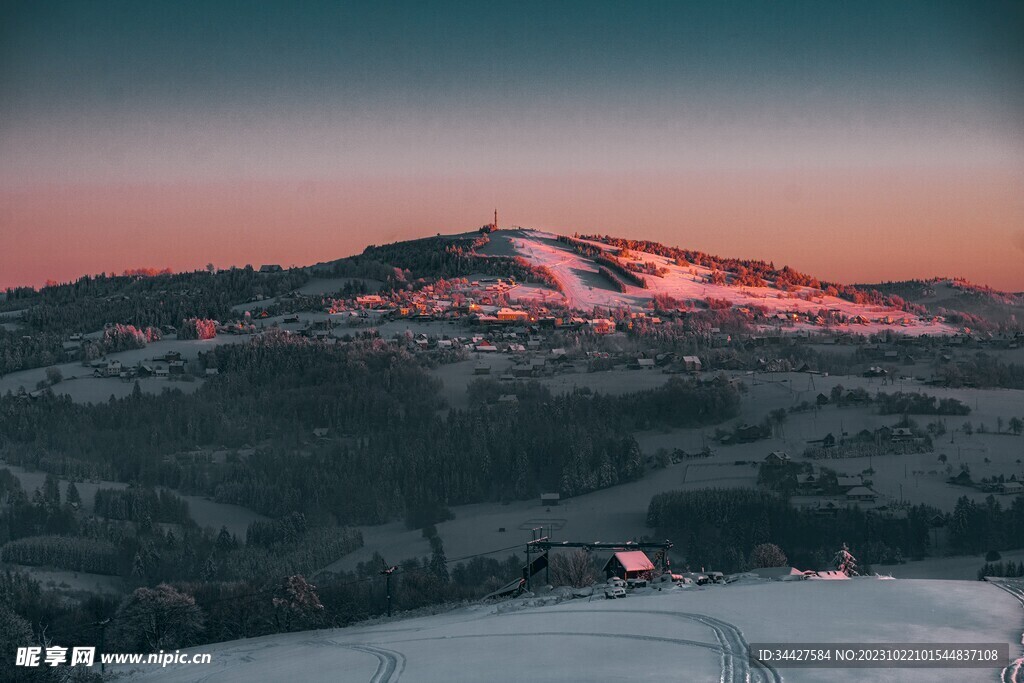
380,559,398,617
525,527,549,592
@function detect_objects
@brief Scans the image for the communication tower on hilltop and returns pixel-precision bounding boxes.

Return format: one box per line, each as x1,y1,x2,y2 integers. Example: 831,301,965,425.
493,208,498,231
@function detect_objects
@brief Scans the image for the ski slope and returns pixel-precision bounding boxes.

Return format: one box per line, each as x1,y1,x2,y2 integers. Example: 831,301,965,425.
122,578,1020,683
498,229,955,335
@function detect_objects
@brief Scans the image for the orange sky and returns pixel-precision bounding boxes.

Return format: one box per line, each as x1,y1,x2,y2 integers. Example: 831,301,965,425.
3,165,1022,291
4,3,1023,293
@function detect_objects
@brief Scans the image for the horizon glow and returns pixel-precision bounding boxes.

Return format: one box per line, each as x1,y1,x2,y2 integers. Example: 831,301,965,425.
2,1,1023,290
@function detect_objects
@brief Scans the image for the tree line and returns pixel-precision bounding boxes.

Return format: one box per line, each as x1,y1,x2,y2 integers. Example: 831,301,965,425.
647,488,938,573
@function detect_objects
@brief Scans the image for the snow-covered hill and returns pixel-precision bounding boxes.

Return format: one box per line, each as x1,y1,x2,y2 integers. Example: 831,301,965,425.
491,229,956,335
122,578,1021,683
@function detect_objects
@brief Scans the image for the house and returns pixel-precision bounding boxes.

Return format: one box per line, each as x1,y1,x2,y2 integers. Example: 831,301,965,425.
154,366,169,378
204,368,219,376
764,451,791,467
587,318,616,334
999,481,1023,495
540,493,560,506
258,264,283,273
473,363,491,375
104,360,122,377
356,295,385,307
168,360,186,375
735,424,768,442
682,355,702,372
816,393,830,406
747,566,808,581
796,473,819,492
948,470,973,486
496,307,529,323
630,358,656,370
890,427,914,442
603,551,655,580
846,486,877,503
835,475,862,492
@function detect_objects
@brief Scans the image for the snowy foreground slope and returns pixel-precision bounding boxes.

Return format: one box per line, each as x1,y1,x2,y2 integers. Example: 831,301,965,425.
123,579,1020,683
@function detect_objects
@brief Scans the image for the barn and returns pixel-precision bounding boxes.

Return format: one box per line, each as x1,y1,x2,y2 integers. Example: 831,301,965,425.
602,551,655,580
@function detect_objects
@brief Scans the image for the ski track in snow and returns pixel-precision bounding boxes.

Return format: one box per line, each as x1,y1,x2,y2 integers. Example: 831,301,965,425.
346,645,406,683
302,638,407,683
500,607,782,683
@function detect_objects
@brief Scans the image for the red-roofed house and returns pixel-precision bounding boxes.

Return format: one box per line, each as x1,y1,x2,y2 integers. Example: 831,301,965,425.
602,551,655,580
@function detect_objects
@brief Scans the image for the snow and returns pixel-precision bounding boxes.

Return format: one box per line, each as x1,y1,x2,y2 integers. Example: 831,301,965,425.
339,366,1024,573
1,464,267,540
495,229,956,335
0,336,244,403
120,579,1021,683
609,550,656,573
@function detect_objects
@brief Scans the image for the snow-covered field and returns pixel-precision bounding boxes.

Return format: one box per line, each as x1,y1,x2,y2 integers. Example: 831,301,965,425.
121,578,1021,683
0,336,242,402
1,464,267,540
338,368,1024,573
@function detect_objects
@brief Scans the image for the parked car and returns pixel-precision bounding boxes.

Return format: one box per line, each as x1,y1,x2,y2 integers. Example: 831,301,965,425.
626,578,648,589
656,573,688,585
604,585,626,599
607,577,626,588
681,572,710,585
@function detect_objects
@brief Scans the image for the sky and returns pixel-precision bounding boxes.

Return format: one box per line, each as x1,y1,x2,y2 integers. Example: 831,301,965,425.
2,1,1023,290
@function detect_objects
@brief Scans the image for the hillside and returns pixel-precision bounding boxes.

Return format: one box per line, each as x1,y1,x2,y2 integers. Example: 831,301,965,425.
481,229,955,335
121,578,1022,683
861,279,1024,329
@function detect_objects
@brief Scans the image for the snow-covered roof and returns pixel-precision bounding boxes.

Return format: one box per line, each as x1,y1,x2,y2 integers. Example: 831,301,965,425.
846,486,876,497
609,551,655,573
747,566,807,580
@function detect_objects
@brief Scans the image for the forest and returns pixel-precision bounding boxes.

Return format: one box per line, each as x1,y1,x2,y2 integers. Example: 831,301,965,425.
0,333,742,529
646,488,941,573
0,465,529,681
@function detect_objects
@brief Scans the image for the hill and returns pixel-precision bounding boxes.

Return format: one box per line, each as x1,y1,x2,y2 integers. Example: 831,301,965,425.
860,279,1024,330
121,577,1022,683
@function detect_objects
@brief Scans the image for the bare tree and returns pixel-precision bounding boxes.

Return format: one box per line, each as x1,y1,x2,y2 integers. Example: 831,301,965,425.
750,543,788,568
112,584,204,651
550,550,598,588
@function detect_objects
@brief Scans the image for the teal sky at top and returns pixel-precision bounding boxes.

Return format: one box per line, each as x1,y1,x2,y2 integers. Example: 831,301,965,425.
2,1,1024,290
3,1,1022,150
